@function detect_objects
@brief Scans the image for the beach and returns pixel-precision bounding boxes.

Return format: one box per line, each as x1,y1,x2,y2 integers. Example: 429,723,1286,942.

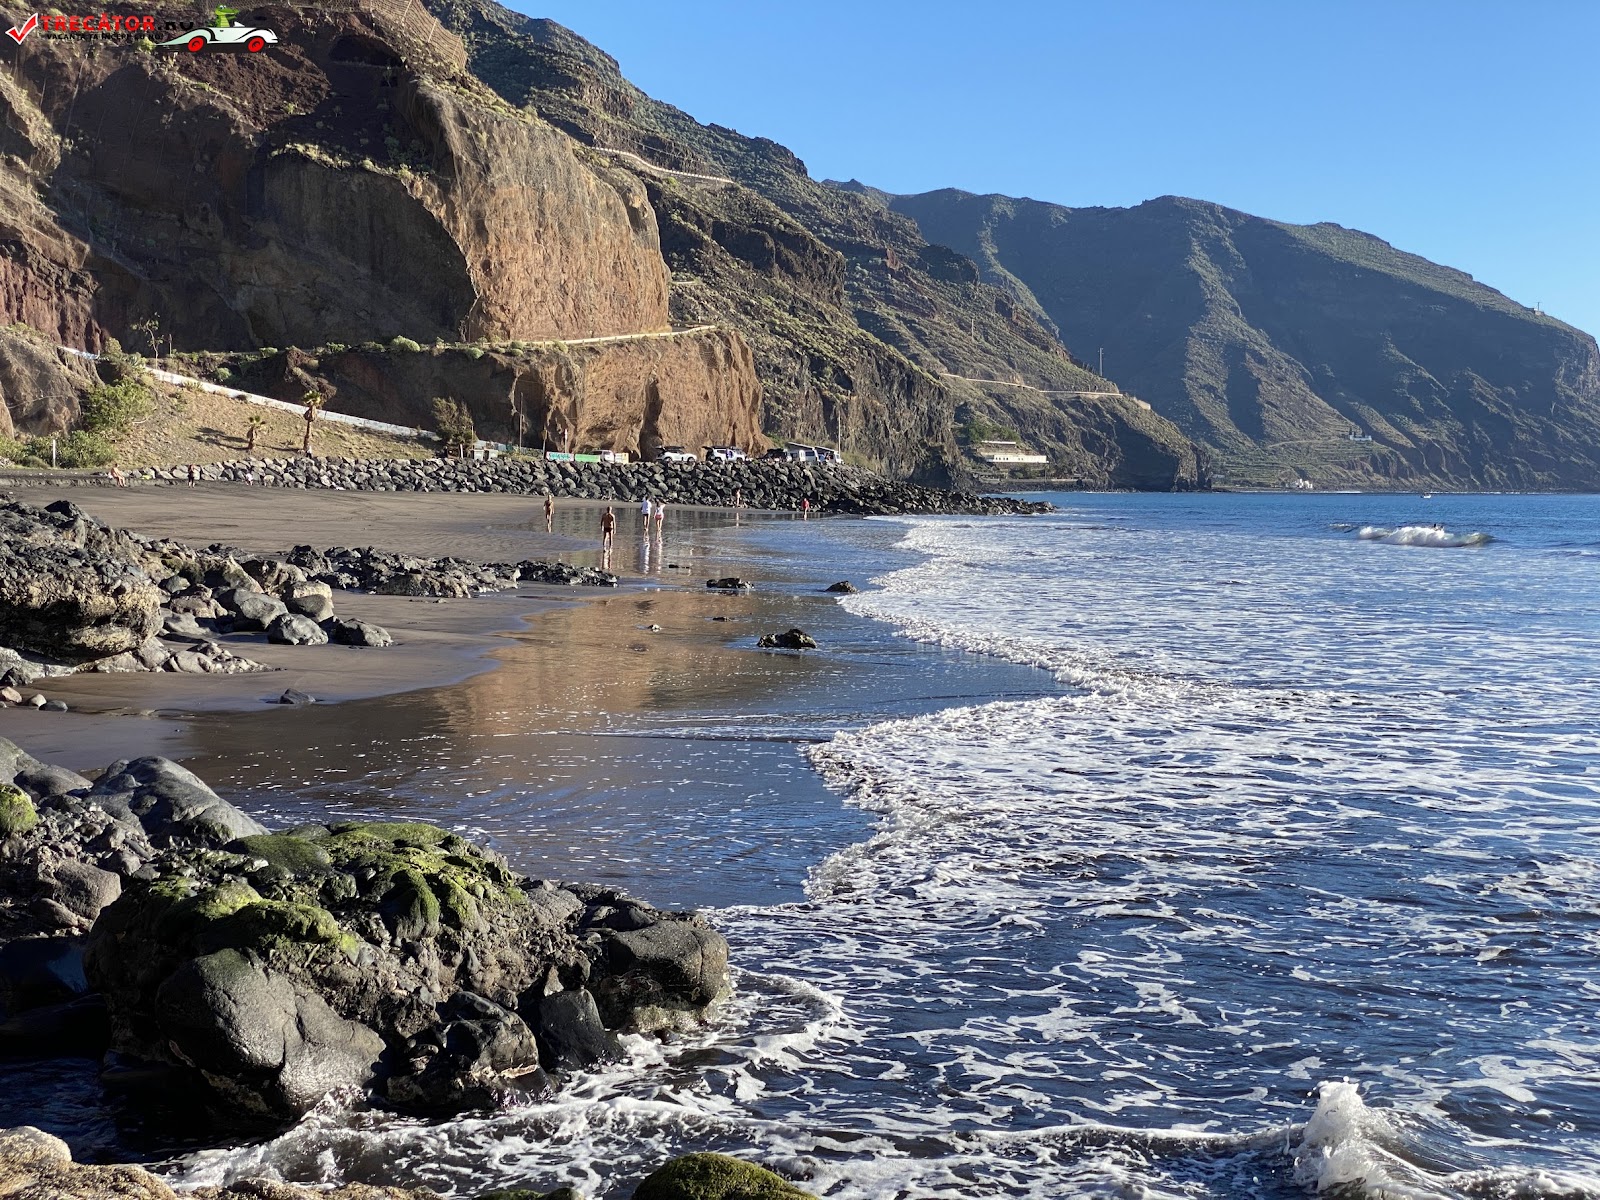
4,487,1599,1199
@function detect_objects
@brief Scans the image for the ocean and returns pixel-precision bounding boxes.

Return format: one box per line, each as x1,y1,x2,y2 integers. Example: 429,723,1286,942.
84,493,1600,1197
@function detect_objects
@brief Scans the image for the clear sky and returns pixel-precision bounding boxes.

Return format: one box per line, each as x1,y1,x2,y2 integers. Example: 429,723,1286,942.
513,0,1599,339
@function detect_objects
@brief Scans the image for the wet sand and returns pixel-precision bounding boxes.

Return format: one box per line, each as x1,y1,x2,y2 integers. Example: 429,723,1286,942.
1,485,803,770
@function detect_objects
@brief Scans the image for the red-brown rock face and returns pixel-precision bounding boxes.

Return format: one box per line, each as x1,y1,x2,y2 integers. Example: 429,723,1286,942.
0,1,669,351
231,328,765,460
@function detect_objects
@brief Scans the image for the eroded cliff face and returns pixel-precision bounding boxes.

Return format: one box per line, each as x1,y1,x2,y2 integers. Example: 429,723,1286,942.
424,0,1203,488
0,329,98,437
226,328,764,460
0,0,668,351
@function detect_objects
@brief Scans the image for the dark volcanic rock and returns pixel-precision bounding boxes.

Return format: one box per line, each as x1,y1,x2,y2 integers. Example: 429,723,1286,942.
0,503,163,662
706,577,751,591
756,629,817,650
329,619,395,648
60,805,730,1129
823,581,858,593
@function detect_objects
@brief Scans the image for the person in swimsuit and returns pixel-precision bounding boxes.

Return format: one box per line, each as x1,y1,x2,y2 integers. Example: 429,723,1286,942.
543,493,554,532
601,505,616,550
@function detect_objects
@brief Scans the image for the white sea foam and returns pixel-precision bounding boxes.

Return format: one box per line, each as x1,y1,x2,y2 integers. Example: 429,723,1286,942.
1358,524,1494,547
168,501,1600,1198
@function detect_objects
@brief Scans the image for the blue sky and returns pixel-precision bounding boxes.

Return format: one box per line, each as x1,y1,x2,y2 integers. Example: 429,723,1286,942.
515,0,1599,339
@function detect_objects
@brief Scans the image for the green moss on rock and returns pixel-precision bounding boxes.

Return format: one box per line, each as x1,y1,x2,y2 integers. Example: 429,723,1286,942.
230,832,334,875
632,1153,816,1200
0,783,38,837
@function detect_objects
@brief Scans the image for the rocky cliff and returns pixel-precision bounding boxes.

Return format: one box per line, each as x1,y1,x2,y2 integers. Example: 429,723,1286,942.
0,0,669,350
224,328,764,460
418,0,1202,488
890,189,1600,490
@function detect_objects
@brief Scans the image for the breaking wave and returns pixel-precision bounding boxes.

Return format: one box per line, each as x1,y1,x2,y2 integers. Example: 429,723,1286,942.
1358,524,1494,547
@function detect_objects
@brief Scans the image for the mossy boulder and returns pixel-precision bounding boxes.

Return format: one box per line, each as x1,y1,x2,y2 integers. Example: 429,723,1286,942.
84,818,622,1128
633,1154,816,1200
0,784,37,838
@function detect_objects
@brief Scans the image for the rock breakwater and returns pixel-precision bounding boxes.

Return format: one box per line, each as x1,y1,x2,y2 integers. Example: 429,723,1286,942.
111,458,1050,516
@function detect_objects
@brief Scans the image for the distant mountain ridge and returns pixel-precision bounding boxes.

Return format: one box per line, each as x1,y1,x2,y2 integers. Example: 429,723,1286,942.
885,189,1600,489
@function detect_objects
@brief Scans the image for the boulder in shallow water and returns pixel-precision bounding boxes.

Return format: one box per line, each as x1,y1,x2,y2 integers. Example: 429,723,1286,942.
705,577,751,591
823,581,857,593
756,629,817,650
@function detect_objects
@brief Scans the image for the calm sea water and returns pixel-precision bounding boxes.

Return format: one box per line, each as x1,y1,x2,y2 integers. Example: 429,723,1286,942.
155,494,1600,1197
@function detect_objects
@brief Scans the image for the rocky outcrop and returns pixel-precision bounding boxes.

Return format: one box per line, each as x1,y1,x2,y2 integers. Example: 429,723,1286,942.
889,188,1600,490
224,327,764,463
0,499,164,661
0,738,731,1134
0,327,98,438
0,0,669,352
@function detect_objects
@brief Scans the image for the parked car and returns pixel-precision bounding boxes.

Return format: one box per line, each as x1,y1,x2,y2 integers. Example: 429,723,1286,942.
704,446,748,463
656,445,698,464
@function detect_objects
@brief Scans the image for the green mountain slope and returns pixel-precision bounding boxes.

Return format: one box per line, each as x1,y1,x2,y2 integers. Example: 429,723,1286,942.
420,0,1202,488
888,189,1600,489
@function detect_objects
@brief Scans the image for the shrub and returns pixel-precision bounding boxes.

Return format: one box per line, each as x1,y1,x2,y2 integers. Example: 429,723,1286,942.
212,366,234,383
95,346,145,385
390,336,423,353
80,380,153,437
55,429,116,468
463,346,485,360
0,434,25,464
431,397,476,457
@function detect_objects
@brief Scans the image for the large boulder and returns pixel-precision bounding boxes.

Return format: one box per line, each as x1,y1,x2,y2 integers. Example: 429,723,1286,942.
329,619,394,648
0,513,164,661
86,757,268,847
267,613,330,646
83,819,729,1128
216,588,289,632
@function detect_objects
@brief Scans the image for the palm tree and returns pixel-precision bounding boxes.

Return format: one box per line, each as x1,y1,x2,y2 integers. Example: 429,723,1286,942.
244,412,266,455
301,389,325,456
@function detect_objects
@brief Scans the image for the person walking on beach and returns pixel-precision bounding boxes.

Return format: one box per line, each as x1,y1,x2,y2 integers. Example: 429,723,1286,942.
801,496,811,519
653,501,665,534
187,463,199,488
601,505,616,550
543,493,554,532
733,487,743,509
640,496,654,529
